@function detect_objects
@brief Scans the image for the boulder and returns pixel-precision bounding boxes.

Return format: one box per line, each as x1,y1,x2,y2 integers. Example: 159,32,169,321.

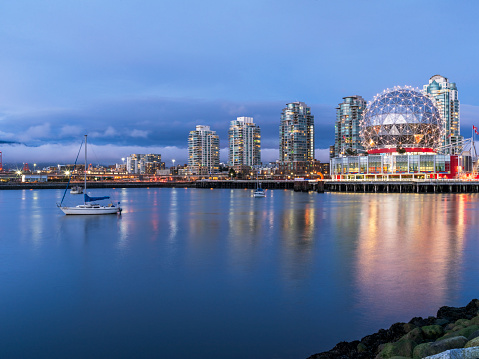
423,346,479,358
376,338,416,359
438,325,479,341
469,315,479,326
437,299,479,322
413,336,468,358
422,325,444,340
404,327,424,343
465,336,479,348
467,329,479,341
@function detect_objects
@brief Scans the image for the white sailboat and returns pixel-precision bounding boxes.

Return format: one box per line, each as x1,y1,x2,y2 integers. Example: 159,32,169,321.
253,173,266,198
58,135,122,215
70,185,83,194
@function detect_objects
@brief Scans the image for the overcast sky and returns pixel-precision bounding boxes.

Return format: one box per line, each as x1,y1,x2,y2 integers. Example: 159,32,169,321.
1,0,479,166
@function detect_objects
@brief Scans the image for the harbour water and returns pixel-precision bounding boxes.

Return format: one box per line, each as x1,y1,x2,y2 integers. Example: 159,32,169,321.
1,188,479,358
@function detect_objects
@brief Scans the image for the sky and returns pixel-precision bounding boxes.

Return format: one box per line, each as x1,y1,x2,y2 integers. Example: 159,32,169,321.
1,0,479,166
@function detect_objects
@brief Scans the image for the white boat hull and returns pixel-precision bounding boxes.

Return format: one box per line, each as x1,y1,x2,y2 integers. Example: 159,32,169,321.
253,191,266,198
60,205,121,215
70,187,83,195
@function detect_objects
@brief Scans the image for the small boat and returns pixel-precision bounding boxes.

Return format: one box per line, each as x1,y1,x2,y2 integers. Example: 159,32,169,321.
58,135,122,215
253,183,266,198
70,185,83,194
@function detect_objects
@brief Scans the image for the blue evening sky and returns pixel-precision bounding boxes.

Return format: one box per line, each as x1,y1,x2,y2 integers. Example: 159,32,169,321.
1,0,478,165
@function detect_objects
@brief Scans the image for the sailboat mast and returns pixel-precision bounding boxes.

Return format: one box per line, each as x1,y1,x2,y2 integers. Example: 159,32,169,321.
84,134,87,204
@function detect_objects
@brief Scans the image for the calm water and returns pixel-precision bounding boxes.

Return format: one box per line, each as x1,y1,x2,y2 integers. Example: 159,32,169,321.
1,188,479,358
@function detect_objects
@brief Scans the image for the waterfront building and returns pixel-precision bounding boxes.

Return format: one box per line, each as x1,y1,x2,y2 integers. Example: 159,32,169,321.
188,125,220,175
279,102,315,175
334,96,366,156
331,86,470,179
228,117,261,168
126,154,165,174
423,75,461,153
329,145,335,160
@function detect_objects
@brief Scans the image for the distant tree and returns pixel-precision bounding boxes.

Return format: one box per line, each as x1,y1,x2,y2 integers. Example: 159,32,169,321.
345,148,357,156
228,168,236,178
396,146,406,154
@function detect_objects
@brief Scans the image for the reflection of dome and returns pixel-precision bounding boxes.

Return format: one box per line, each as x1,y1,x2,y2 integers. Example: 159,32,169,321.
361,87,443,152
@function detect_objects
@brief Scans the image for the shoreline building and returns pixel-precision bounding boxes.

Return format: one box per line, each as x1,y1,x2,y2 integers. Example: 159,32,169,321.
423,75,461,154
228,117,261,169
279,101,315,175
331,86,473,179
126,154,165,174
188,125,220,175
334,96,367,156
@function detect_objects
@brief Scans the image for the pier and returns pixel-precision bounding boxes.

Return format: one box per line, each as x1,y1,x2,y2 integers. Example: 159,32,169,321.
195,179,325,192
325,180,479,193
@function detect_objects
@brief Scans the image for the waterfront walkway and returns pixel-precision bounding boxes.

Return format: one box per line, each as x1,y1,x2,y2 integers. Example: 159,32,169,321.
2,179,479,193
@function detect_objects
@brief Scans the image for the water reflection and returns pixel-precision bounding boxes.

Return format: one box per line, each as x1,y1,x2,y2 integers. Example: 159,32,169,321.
279,192,317,284
354,194,472,322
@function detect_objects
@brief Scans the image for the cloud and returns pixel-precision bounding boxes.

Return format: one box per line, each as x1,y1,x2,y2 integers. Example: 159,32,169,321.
90,126,118,138
17,123,51,142
131,129,149,138
60,125,82,137
1,143,189,167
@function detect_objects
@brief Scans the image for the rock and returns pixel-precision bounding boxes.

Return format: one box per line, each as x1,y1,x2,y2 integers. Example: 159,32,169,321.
413,336,468,358
435,318,449,327
445,323,456,331
404,327,424,343
376,338,416,359
306,340,360,359
409,316,436,327
469,315,479,326
467,329,479,341
422,325,444,340
423,346,479,358
438,325,479,341
455,319,470,327
389,357,413,359
437,299,479,322
465,336,479,348
357,342,367,353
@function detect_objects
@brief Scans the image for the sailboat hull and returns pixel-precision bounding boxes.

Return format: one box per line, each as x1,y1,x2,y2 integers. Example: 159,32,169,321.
60,205,120,215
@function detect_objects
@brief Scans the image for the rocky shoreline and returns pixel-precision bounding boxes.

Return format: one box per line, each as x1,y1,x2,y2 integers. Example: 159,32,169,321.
307,299,479,359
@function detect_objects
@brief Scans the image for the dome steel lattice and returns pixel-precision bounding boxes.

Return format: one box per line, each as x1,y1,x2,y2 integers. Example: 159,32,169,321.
360,86,443,152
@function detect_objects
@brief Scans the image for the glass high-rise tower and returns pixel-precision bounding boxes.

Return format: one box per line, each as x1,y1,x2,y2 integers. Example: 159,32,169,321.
424,75,461,154
228,117,261,167
279,102,315,162
188,125,220,175
334,96,366,156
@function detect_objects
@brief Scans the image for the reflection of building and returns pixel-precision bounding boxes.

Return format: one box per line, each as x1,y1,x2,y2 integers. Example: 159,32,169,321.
127,154,165,174
424,75,461,153
354,194,465,320
335,96,366,156
331,86,469,179
228,117,261,167
188,125,220,175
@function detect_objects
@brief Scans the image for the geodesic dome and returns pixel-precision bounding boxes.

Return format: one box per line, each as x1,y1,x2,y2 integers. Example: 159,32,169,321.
361,86,443,152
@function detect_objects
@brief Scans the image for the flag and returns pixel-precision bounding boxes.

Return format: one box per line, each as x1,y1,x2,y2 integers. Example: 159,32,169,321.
474,125,479,135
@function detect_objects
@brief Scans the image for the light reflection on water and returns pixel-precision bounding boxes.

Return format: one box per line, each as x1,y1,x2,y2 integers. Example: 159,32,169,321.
0,188,478,359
